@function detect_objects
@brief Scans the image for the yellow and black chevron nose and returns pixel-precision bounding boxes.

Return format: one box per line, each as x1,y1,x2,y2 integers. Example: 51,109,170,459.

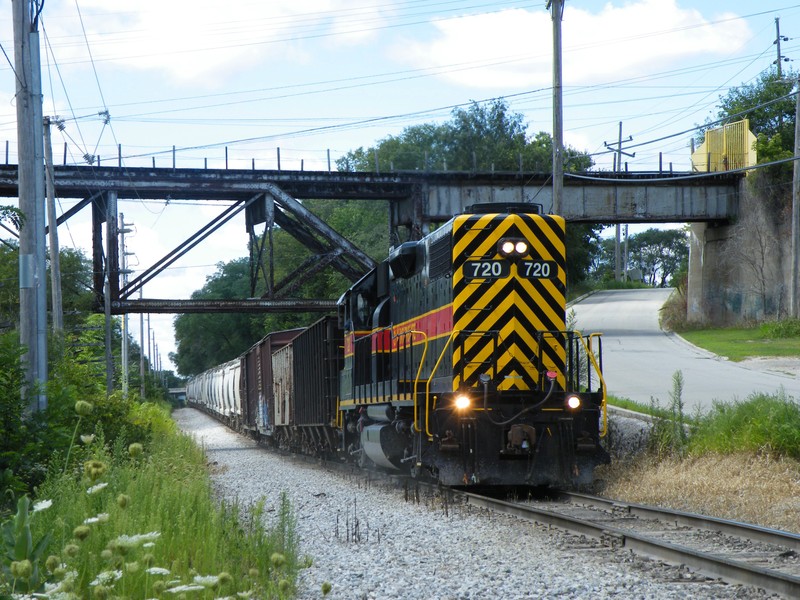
452,212,567,391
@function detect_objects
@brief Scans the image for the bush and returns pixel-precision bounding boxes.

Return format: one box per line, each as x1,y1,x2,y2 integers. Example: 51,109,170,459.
689,392,800,458
760,318,800,339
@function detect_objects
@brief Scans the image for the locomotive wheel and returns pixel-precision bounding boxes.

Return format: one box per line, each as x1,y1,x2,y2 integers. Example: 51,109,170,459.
357,448,372,469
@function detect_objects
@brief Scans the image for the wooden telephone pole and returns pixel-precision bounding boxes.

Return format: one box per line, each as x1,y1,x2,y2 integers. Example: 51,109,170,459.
13,0,48,410
548,0,564,215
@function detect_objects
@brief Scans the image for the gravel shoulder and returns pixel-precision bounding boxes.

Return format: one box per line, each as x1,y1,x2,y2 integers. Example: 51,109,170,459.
736,357,800,378
173,408,775,600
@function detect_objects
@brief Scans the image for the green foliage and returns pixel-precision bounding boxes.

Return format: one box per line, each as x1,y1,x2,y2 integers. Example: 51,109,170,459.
0,245,19,331
0,206,23,231
0,332,43,512
689,393,800,458
710,67,796,205
759,318,800,339
591,228,688,287
0,245,94,335
565,223,603,289
337,99,592,174
0,496,51,594
56,248,96,325
713,69,796,143
13,425,300,599
679,327,800,360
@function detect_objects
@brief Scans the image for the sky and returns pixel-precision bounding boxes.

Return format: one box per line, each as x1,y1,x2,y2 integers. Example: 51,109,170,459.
2,0,800,373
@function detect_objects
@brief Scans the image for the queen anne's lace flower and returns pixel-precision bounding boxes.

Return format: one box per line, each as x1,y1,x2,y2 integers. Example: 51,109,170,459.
90,570,123,586
193,574,219,587
113,531,161,548
86,482,108,495
165,584,205,593
32,499,52,512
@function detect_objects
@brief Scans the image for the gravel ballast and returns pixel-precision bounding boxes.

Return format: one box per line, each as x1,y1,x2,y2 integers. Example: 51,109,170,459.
173,408,774,600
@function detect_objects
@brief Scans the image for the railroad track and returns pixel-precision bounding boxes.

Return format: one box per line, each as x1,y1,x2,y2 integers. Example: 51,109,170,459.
455,488,800,598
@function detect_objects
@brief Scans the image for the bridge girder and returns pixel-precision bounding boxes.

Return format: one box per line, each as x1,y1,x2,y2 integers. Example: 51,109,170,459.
0,164,743,315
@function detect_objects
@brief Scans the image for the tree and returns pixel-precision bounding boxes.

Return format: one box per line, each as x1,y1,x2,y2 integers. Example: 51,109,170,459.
338,100,591,174
714,69,796,145
709,67,797,205
627,229,688,287
173,258,267,375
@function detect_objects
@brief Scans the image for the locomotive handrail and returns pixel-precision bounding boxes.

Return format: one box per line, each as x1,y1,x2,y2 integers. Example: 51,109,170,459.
578,331,608,438
393,330,429,435
424,330,460,439
423,329,494,438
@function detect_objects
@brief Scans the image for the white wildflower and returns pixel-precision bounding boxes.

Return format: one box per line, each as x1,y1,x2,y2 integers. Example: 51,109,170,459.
193,574,219,587
143,542,156,548
146,567,171,576
32,499,52,512
86,482,108,495
83,512,109,524
165,584,205,593
113,531,161,548
90,570,123,586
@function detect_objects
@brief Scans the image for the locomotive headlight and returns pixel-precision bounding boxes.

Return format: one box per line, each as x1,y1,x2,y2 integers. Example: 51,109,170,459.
454,394,471,410
499,239,529,257
566,395,582,410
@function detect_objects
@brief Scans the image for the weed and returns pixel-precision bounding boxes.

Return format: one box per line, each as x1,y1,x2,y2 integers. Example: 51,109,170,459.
648,371,689,457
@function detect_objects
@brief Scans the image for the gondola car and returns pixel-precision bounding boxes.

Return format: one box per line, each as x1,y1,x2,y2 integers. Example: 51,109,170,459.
187,202,609,488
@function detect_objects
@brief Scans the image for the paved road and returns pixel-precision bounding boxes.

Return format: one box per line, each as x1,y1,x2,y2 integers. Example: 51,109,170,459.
570,288,800,414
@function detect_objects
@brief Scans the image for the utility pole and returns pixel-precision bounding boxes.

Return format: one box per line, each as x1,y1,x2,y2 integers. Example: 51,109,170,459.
548,0,564,215
43,117,63,334
775,17,789,78
791,74,800,318
104,191,118,395
13,0,48,411
604,122,634,281
119,214,133,398
140,288,146,399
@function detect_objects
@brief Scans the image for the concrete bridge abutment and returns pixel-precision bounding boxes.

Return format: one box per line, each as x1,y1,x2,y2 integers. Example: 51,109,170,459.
687,178,788,325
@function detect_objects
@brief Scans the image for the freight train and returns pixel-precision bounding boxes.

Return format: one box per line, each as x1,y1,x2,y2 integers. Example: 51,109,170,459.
187,202,609,487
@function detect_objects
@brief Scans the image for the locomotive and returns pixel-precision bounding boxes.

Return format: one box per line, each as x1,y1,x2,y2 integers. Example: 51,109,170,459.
187,202,609,487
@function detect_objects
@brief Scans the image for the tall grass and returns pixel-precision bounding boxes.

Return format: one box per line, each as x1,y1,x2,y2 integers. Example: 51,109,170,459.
5,415,299,599
689,392,800,458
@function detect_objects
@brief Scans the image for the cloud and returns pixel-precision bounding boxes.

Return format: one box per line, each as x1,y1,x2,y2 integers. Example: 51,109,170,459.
397,0,751,89
39,0,387,84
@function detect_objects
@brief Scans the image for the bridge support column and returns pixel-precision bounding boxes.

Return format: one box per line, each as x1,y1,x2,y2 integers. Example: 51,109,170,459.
687,223,706,323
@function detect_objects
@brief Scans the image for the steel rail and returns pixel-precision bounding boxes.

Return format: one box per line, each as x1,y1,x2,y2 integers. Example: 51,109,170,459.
460,490,800,599
562,490,800,553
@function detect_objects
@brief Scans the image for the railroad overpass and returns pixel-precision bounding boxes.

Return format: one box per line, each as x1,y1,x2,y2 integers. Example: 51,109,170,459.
0,164,743,316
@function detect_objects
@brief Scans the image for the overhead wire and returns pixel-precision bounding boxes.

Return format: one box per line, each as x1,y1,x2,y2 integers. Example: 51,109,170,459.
13,1,799,172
